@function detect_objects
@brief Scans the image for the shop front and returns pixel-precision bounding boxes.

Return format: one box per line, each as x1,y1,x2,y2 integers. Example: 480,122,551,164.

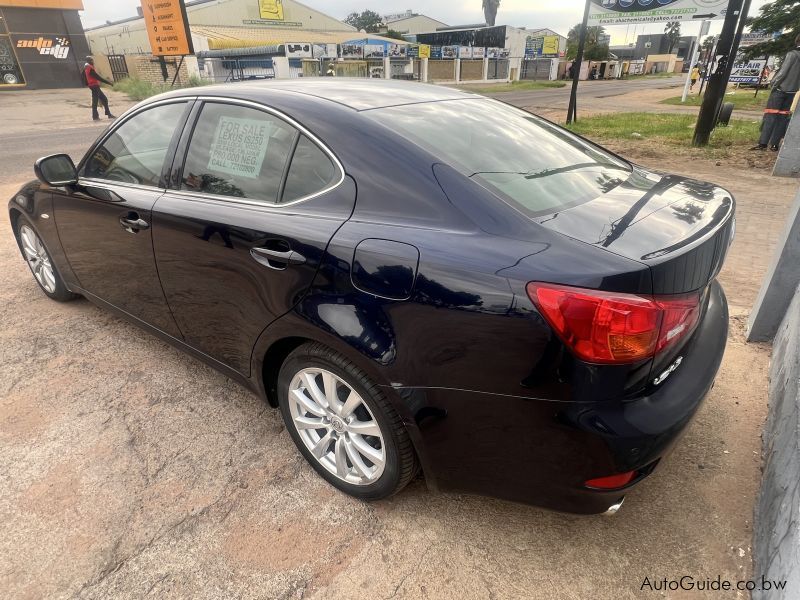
0,0,90,90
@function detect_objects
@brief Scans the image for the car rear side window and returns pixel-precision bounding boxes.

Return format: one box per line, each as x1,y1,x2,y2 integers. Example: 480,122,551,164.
82,102,187,187
368,99,631,217
181,103,297,204
281,135,338,203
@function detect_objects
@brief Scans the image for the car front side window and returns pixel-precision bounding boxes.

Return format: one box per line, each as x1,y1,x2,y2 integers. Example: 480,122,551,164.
82,102,187,187
180,102,297,204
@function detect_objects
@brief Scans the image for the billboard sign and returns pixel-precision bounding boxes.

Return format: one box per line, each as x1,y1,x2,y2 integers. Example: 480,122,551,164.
418,44,431,59
340,44,363,59
388,44,407,58
441,45,458,59
589,0,728,24
140,0,194,56
364,44,384,58
285,42,312,58
729,59,767,84
258,0,284,21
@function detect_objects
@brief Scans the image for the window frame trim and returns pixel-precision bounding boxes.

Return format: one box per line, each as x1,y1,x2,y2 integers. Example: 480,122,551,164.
170,96,345,208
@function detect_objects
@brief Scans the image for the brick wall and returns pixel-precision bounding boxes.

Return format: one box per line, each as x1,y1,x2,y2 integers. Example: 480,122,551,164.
428,60,455,82
460,60,483,81
127,55,192,85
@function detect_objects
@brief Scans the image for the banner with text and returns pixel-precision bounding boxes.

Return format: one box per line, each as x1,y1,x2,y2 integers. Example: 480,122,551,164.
589,0,727,24
140,0,193,56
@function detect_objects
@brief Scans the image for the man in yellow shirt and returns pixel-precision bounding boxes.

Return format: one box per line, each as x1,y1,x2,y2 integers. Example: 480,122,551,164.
690,66,700,91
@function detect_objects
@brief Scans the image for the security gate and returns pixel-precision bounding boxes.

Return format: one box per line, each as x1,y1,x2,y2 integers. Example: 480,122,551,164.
107,54,129,82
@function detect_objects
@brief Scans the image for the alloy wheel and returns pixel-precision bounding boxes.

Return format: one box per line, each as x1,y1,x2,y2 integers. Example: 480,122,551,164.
288,367,386,485
19,224,57,294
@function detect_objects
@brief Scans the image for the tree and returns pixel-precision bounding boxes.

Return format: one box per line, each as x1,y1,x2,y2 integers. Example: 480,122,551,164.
700,35,717,63
344,10,383,33
383,30,405,41
566,24,610,61
483,0,500,27
743,0,800,59
664,21,681,54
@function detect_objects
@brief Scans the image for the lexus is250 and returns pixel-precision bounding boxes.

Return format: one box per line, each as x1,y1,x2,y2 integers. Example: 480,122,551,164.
9,80,732,514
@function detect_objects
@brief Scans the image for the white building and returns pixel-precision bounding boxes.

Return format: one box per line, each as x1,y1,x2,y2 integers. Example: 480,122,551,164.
383,11,448,36
85,0,356,56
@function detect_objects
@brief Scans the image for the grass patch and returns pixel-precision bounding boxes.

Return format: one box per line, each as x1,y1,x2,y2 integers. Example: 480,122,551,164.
566,112,760,153
661,92,767,111
469,80,567,94
112,75,204,101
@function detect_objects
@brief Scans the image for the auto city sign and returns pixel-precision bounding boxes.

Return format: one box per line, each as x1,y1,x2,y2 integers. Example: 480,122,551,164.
16,36,70,59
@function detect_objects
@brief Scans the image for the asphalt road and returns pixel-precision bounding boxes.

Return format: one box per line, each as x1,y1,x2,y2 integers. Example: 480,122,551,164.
0,125,103,188
477,76,685,107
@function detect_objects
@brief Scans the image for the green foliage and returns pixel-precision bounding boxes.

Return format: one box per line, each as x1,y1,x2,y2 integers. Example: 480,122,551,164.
664,21,681,54
567,24,610,61
660,93,768,111
566,112,760,153
344,10,384,33
743,0,800,59
113,76,205,101
383,30,405,40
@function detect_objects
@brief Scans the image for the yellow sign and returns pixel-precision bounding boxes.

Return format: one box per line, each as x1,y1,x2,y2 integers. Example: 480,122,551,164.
140,0,194,56
418,44,431,59
258,0,284,21
542,35,560,57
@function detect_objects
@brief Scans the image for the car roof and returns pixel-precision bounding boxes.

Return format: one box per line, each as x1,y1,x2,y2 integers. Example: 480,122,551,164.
182,79,482,111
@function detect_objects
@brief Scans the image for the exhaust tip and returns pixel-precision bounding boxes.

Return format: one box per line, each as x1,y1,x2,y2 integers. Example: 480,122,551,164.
602,497,625,516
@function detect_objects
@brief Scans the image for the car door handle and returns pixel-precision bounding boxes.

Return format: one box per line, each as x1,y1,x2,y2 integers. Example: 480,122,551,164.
119,215,149,233
250,247,306,269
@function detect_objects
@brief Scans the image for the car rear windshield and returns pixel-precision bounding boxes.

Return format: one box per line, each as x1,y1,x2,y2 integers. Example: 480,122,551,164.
368,99,631,217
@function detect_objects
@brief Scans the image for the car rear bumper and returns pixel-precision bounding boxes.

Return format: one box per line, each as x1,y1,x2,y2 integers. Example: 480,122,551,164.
402,280,729,514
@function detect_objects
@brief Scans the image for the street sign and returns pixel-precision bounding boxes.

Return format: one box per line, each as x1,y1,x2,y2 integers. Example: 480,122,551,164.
589,0,728,24
729,59,767,84
140,0,194,56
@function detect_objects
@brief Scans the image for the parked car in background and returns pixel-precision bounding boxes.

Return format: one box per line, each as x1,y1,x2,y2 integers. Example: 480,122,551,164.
9,80,733,514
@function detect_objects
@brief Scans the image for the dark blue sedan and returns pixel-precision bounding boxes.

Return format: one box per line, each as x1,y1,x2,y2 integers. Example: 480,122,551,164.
10,80,732,514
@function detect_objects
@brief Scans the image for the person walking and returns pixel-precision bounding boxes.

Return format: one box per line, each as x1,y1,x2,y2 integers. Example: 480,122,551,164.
325,61,336,77
752,35,800,151
83,56,115,121
690,65,700,90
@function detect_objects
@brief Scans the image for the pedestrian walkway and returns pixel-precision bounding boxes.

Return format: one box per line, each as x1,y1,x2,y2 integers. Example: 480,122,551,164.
0,88,135,136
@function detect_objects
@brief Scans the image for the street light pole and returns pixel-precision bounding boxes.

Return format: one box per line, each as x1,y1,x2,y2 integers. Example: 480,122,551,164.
566,0,592,124
692,0,746,146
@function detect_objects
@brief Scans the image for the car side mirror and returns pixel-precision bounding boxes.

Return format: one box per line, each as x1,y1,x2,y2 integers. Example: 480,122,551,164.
34,154,78,186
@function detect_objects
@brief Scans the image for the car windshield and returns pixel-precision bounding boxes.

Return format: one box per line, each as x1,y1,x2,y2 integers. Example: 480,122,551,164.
368,98,632,217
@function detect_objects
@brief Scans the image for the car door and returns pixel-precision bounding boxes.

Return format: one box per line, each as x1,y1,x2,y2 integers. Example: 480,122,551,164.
52,100,193,338
152,99,356,376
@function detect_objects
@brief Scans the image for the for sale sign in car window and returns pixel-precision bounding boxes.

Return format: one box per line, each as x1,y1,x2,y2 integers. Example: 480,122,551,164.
207,117,272,179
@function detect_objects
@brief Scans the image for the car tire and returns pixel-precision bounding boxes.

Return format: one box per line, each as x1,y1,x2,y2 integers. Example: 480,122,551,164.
15,216,78,302
277,342,418,500
718,102,734,127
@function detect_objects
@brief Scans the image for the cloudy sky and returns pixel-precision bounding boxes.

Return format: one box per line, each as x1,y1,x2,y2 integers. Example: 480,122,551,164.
81,0,770,45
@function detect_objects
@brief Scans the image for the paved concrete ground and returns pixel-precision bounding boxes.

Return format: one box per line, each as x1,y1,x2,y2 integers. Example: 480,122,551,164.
0,85,797,599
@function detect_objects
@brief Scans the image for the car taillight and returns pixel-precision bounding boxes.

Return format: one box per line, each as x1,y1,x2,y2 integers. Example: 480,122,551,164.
526,282,701,364
585,471,637,490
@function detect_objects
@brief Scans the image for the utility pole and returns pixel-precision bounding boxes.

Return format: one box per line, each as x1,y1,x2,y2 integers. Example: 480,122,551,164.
681,20,710,102
566,0,592,124
692,0,746,146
